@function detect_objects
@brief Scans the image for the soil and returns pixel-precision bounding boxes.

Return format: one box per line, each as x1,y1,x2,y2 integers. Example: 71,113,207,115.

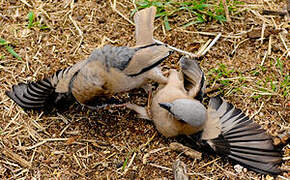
0,0,289,179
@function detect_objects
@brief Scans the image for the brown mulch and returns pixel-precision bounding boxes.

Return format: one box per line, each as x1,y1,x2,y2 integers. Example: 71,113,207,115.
0,0,289,179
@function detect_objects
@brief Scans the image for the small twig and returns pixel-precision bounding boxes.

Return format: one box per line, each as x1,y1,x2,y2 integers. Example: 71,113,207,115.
250,102,264,119
250,10,271,24
198,157,221,169
231,38,249,55
279,33,289,56
73,153,82,168
110,0,134,25
278,50,289,63
197,39,211,56
2,148,31,168
69,14,83,37
260,50,268,66
138,132,157,150
20,0,32,7
93,152,116,167
222,0,231,22
175,29,242,39
278,175,290,180
260,21,266,45
123,152,136,174
149,163,172,171
215,162,237,178
154,39,198,58
69,14,83,55
4,111,20,131
59,124,70,136
20,138,69,150
187,172,213,180
268,35,272,56
143,147,167,164
262,10,287,16
169,142,202,160
201,33,222,56
30,148,37,165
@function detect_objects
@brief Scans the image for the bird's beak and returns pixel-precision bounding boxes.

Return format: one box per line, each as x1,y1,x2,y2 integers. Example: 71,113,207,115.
159,102,172,111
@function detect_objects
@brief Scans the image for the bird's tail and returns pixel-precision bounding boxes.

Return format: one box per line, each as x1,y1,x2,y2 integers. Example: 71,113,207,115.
6,68,73,110
205,96,281,175
180,56,206,101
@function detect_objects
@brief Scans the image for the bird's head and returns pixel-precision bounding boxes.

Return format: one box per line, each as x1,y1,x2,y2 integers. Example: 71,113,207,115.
159,99,206,127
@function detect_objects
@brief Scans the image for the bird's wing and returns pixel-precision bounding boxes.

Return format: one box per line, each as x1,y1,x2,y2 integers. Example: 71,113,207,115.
6,80,55,109
180,56,206,101
202,96,281,175
6,60,86,109
55,60,87,93
123,44,172,76
130,7,172,77
134,6,156,46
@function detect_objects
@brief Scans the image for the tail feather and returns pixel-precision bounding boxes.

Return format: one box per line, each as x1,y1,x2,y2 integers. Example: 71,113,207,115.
204,96,282,175
229,149,281,163
229,146,281,157
229,154,280,174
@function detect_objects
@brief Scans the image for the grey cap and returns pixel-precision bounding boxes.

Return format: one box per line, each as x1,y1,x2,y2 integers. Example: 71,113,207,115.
159,99,206,127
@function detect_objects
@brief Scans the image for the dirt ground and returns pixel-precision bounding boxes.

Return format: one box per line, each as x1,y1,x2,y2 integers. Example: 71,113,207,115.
0,0,289,179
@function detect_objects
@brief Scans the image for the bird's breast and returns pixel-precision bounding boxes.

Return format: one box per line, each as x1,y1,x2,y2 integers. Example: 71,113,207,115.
71,64,147,104
151,86,203,137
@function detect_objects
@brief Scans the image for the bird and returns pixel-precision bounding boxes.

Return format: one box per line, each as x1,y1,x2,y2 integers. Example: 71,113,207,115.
123,56,282,175
5,7,173,110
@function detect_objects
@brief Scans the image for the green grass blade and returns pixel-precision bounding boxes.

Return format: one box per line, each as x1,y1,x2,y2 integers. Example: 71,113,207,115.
0,38,9,46
164,16,171,30
122,157,129,171
28,11,35,29
0,38,22,60
5,45,22,60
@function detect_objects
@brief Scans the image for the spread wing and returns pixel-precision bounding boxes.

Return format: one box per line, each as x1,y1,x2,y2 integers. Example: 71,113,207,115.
6,60,86,109
202,96,281,175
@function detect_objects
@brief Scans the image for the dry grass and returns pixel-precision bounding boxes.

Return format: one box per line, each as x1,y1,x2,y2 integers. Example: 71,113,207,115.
0,0,289,179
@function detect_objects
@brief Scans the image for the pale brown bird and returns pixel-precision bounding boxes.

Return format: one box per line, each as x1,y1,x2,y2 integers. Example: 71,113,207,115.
124,56,281,175
6,7,173,109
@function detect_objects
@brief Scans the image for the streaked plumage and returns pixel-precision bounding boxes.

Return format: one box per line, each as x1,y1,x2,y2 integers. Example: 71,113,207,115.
125,56,281,175
6,7,173,110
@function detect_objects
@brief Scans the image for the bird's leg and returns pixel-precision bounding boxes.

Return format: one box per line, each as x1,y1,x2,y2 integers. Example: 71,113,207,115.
141,83,153,94
147,67,168,84
81,97,125,111
124,103,151,121
188,86,200,98
82,103,110,111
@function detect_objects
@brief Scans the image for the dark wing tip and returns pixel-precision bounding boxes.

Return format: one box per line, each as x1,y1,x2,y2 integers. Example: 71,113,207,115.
180,56,206,100
6,80,56,109
209,95,223,110
180,56,198,71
